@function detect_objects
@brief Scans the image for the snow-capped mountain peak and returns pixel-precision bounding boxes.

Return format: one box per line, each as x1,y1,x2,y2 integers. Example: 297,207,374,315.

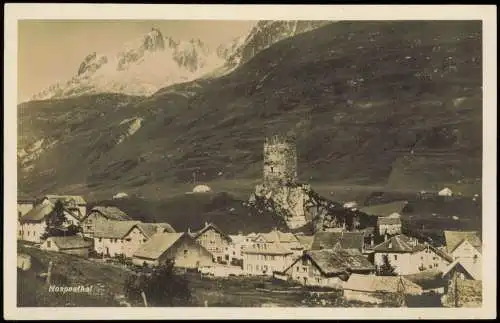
29,21,331,102
30,28,233,101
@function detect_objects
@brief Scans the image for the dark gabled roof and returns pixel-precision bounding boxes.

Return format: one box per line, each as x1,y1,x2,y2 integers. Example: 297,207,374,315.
133,233,185,260
444,231,482,254
429,245,454,263
48,236,93,250
20,202,83,223
311,231,365,251
359,201,408,217
343,274,423,295
191,222,232,242
20,203,54,223
372,234,424,253
136,222,176,238
284,249,375,277
404,270,446,290
296,235,314,250
259,231,299,243
88,206,131,221
441,259,481,281
93,220,141,239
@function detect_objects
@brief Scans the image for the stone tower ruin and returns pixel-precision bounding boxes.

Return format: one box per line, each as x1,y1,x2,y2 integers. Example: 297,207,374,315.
263,135,298,186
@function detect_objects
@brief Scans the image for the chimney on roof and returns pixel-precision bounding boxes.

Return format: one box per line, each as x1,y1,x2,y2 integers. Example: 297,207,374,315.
370,235,374,247
384,233,388,241
388,240,393,249
187,227,191,234
205,221,209,227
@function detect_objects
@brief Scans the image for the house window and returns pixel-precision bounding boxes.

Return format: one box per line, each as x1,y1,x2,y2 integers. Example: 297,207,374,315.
184,249,188,258
256,265,259,271
47,240,51,248
394,255,397,260
98,238,102,242
302,258,308,266
473,255,478,263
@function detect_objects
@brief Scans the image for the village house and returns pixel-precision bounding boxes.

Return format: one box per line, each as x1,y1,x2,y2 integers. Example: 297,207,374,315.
132,232,214,269
280,248,375,289
242,243,295,276
372,234,453,275
311,231,366,253
41,195,88,221
442,259,481,282
41,236,93,258
81,206,132,237
377,215,402,236
343,273,423,305
189,222,232,263
227,234,248,266
17,195,35,218
93,221,175,258
18,202,81,244
255,229,305,257
443,231,482,280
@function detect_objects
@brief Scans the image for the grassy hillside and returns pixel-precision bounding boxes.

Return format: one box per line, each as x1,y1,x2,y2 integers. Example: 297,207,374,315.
89,191,289,234
18,21,482,198
17,244,128,306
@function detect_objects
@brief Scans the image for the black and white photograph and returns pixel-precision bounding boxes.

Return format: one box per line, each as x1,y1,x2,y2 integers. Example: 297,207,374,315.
4,4,496,320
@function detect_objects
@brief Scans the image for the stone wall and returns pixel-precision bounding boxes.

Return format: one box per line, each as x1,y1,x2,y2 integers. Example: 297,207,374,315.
442,278,482,308
263,136,297,185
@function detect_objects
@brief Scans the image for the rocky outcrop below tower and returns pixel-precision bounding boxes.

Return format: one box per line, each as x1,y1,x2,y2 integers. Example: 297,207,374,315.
247,182,377,232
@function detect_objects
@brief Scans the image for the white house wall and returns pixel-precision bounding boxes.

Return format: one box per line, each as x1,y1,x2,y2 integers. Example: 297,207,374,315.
243,253,295,276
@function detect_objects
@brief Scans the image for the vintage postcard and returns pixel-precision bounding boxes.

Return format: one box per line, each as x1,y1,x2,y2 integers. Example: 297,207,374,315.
4,4,497,320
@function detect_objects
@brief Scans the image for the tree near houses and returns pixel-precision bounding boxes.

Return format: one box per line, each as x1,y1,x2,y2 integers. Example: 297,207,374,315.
378,254,397,276
40,200,81,240
124,260,191,306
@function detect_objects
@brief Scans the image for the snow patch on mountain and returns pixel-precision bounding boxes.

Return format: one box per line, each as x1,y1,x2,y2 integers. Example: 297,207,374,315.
18,138,59,172
117,117,143,144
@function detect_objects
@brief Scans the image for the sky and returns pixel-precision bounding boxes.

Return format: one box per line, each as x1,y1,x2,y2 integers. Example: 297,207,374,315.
17,20,256,102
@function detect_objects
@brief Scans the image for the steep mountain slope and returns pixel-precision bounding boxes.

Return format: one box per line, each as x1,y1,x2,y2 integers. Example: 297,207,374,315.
221,20,333,73
18,21,482,199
